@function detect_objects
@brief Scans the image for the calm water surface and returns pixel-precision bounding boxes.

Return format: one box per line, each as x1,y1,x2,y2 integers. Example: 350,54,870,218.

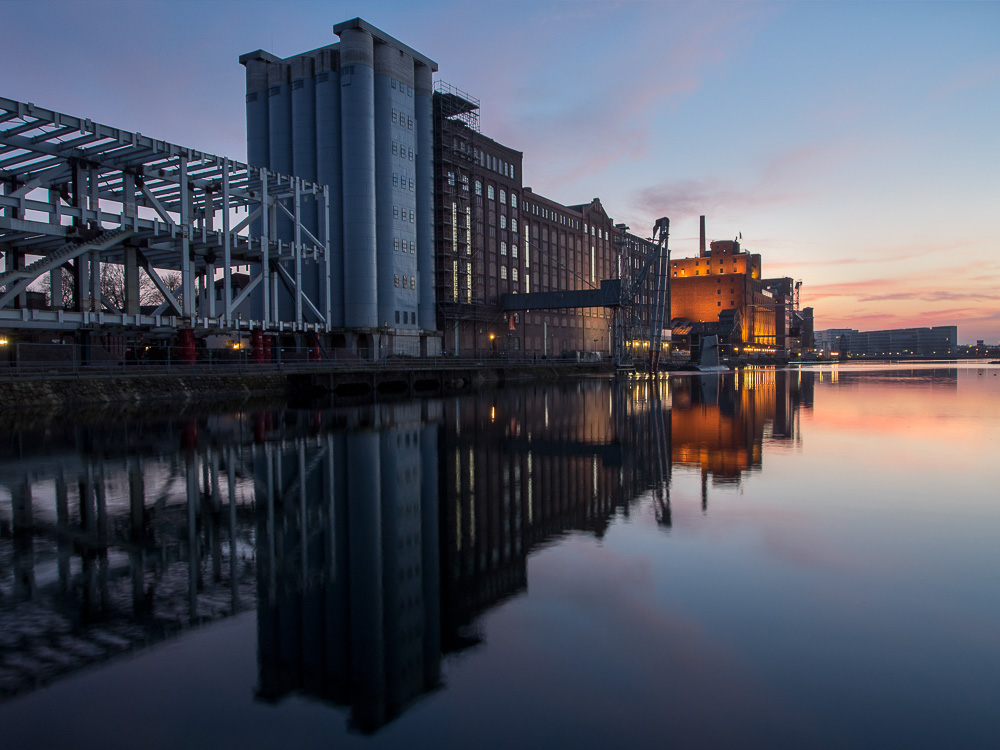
1,363,998,748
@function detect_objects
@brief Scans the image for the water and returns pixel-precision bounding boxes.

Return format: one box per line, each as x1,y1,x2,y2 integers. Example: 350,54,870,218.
1,363,997,749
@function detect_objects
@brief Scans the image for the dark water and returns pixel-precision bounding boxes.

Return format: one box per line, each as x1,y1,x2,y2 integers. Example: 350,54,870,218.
1,364,998,749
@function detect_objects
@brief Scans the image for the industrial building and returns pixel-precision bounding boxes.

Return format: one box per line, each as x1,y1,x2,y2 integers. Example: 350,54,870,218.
1,16,802,367
240,18,441,358
814,326,957,358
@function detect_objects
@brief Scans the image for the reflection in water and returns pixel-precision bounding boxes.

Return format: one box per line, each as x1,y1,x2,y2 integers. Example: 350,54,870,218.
0,370,815,730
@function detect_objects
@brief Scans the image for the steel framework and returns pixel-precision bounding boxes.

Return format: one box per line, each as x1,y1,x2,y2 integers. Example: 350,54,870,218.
0,96,330,334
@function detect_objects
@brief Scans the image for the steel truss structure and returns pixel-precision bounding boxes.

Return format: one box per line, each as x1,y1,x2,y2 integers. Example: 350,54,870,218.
0,96,330,335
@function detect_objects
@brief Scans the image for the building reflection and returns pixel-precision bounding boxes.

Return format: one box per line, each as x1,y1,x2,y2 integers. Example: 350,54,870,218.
252,404,441,732
0,371,816,729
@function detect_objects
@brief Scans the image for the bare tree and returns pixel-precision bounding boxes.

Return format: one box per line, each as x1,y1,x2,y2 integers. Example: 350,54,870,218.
33,264,182,310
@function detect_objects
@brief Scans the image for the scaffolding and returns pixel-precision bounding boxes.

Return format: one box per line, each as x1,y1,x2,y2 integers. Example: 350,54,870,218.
432,82,489,343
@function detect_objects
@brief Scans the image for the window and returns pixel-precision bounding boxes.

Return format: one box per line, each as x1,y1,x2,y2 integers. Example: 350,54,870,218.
512,244,517,259
511,192,517,207
501,266,507,279
394,274,399,287
462,175,469,191
475,180,482,196
488,185,495,200
395,311,400,323
501,241,507,256
448,171,455,186
512,268,518,282
409,241,415,253
394,238,399,252
500,190,506,205
393,205,399,218
500,215,507,229
410,275,415,288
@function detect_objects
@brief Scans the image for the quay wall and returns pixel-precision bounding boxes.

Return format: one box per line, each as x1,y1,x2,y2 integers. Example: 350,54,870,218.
0,363,614,412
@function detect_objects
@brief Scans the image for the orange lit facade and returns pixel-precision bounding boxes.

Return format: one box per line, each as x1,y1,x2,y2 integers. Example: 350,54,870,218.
670,240,777,350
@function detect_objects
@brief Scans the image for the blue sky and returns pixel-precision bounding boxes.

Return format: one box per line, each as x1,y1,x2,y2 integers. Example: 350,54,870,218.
5,0,998,342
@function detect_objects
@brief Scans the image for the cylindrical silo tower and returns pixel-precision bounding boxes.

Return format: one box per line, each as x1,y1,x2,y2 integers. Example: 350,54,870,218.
338,26,378,329
291,55,319,305
414,62,436,332
374,41,417,336
314,47,344,327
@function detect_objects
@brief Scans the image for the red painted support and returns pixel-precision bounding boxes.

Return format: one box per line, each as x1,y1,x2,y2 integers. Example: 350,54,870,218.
178,329,196,365
308,332,321,362
251,330,265,363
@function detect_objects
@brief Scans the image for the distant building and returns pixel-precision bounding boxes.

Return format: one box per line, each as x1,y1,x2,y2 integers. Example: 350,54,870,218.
669,232,778,354
815,326,957,357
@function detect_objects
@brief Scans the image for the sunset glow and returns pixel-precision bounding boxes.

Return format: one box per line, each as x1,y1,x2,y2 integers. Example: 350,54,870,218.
5,0,997,341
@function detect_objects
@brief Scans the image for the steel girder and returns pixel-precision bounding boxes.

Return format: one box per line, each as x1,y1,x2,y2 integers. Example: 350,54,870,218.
0,96,332,335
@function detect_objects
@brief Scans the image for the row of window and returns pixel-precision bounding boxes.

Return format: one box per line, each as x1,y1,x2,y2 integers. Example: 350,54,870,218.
473,149,515,180
394,274,416,289
392,172,415,191
395,310,415,324
392,141,414,161
394,237,415,253
499,267,520,281
388,78,414,97
393,205,415,223
390,108,414,130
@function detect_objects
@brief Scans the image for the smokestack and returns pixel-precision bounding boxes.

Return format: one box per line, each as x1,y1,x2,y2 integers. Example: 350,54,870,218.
699,215,706,255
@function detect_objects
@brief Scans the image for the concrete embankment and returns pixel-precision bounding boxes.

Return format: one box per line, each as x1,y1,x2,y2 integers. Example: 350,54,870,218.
0,362,615,412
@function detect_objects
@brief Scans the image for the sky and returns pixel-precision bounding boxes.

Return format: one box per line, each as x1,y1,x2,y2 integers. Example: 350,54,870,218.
4,0,998,343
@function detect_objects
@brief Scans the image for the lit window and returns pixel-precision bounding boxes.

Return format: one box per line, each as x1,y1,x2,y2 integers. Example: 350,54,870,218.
501,241,507,256
448,172,455,186
501,266,507,279
512,219,518,233
475,180,482,196
500,215,507,229
488,185,495,200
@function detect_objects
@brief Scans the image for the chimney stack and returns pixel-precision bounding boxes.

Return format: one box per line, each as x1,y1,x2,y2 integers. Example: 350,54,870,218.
699,215,706,255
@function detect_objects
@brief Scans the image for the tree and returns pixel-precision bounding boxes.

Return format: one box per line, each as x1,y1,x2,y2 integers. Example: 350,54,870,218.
34,263,182,311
